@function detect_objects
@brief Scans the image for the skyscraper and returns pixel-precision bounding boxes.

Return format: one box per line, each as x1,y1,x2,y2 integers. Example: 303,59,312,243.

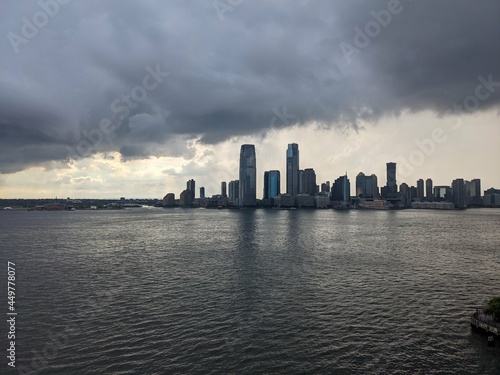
386,162,397,198
426,178,433,202
410,186,418,201
417,179,424,201
371,174,379,198
331,174,350,202
228,180,239,203
300,168,316,195
187,179,195,197
470,178,481,205
286,143,299,196
452,178,466,209
239,144,256,207
221,181,227,198
357,172,379,198
434,185,453,202
199,186,205,199
263,171,269,201
356,172,366,197
400,183,410,208
263,170,280,200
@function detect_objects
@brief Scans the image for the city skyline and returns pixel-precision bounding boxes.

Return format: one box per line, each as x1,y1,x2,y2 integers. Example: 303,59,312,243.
1,2,499,199
3,135,497,200
160,141,492,207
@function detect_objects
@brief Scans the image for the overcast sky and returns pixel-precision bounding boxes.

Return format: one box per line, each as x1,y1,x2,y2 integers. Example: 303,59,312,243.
1,0,499,199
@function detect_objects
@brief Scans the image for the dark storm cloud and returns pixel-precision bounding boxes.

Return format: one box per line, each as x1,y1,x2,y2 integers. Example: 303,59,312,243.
1,0,499,173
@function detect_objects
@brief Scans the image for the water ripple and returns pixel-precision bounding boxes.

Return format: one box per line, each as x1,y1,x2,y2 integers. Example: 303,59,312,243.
0,209,499,374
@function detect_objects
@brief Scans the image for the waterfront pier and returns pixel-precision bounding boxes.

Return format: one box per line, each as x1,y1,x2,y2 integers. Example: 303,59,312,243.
471,310,500,346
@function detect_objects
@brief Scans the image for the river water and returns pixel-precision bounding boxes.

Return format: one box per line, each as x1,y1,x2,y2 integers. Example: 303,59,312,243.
1,208,499,374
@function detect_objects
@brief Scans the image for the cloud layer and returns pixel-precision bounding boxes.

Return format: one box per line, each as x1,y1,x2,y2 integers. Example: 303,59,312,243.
1,0,499,173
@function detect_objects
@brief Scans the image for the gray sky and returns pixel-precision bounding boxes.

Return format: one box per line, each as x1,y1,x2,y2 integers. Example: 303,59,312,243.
1,0,499,198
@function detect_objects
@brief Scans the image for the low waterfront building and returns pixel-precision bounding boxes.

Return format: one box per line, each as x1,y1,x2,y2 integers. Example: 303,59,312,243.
358,199,390,210
296,194,315,208
273,194,295,208
411,201,455,210
179,189,194,207
315,195,329,208
162,193,175,207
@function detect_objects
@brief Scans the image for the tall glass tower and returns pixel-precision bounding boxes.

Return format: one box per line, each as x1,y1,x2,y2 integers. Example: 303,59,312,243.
239,144,256,207
186,179,196,198
286,143,299,196
332,174,350,202
386,162,397,198
425,178,433,202
417,178,424,201
263,170,280,199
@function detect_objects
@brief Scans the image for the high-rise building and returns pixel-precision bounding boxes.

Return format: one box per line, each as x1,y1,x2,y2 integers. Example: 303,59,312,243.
356,172,379,198
221,181,227,198
228,180,239,203
465,180,471,204
300,168,316,195
452,178,466,209
371,174,379,198
386,162,397,198
239,144,256,207
417,179,424,201
356,172,366,197
321,183,329,193
286,143,299,196
331,174,350,202
263,170,280,200
187,179,196,197
400,183,410,208
410,186,418,201
263,171,269,201
434,186,453,202
483,188,500,207
470,178,481,205
425,178,433,202
200,187,205,199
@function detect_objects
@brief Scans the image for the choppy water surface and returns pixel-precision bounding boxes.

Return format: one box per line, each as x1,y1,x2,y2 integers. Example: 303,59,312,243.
1,208,500,374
